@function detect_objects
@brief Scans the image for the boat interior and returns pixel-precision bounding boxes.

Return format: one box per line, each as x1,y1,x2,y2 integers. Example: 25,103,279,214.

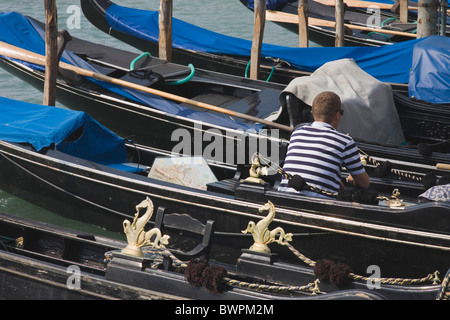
53,24,288,126
29,130,449,213
1,14,449,217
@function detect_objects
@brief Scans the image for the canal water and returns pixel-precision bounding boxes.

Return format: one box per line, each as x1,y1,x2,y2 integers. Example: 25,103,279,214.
0,1,306,237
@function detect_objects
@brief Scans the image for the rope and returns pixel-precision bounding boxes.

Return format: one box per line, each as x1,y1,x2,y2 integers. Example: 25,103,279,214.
368,31,391,41
285,243,316,268
257,153,339,198
349,271,439,286
436,270,450,300
281,169,339,198
130,52,195,85
129,238,441,297
381,17,399,27
359,149,423,182
140,245,322,295
226,278,320,295
129,52,152,70
166,63,196,85
244,60,277,82
266,66,276,82
285,243,440,287
142,246,187,269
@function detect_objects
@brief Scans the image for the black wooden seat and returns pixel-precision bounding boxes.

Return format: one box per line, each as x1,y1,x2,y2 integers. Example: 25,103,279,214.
154,207,215,261
280,92,314,128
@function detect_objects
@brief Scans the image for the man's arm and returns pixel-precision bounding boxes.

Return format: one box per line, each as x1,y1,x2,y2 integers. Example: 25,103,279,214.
347,171,370,189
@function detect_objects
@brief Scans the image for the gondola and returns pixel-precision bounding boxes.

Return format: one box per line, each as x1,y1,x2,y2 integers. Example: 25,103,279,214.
0,96,449,281
0,210,394,300
1,200,450,300
78,0,450,145
240,0,449,47
79,0,311,86
0,11,448,167
0,11,292,168
79,0,420,87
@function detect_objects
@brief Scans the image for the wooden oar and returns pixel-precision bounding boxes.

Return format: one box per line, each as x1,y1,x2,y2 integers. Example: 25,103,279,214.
436,163,450,171
0,41,292,133
266,10,417,37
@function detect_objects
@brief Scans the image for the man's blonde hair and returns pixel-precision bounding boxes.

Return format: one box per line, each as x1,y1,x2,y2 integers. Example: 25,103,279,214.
311,91,342,123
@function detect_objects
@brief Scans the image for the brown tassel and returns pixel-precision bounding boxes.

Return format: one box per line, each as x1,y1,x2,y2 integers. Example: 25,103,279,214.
184,258,208,287
329,262,353,287
201,265,228,293
185,258,228,293
313,259,335,281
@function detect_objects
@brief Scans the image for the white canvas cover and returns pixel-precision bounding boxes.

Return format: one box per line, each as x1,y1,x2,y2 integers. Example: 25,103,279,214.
283,59,405,145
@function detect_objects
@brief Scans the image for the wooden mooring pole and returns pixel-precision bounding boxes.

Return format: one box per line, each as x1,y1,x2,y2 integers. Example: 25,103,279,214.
392,0,409,23
159,0,172,62
43,0,58,106
416,0,439,38
298,0,309,47
399,0,409,23
250,0,266,80
440,0,448,36
335,0,345,46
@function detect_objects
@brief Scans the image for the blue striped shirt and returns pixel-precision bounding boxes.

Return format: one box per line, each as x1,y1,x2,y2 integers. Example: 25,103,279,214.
278,122,365,198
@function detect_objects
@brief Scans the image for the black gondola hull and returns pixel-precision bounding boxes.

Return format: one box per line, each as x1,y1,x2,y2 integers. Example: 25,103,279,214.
0,209,445,300
1,141,449,279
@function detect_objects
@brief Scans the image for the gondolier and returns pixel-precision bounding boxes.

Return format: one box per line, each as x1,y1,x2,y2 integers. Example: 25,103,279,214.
278,91,370,198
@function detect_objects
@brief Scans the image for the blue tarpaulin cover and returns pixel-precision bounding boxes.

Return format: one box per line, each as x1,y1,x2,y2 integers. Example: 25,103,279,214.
408,36,450,104
0,12,255,131
0,96,128,165
103,2,428,84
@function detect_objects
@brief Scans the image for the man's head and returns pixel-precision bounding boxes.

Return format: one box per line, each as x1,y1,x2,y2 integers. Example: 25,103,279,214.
311,91,343,125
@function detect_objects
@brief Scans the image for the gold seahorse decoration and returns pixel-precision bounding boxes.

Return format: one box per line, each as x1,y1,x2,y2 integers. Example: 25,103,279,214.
121,197,170,257
242,153,270,185
242,201,293,253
